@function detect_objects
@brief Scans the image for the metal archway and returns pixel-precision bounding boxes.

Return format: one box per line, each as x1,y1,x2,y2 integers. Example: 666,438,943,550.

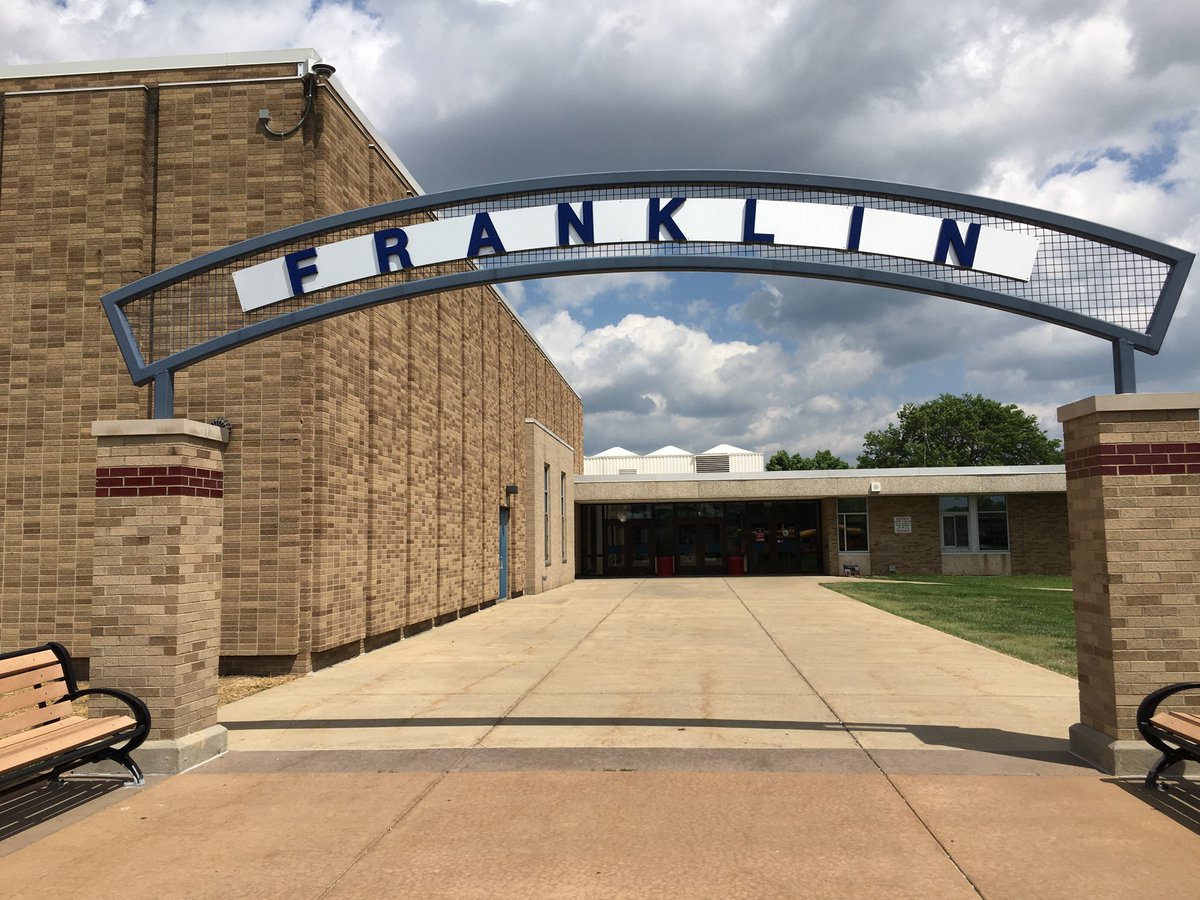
100,171,1193,417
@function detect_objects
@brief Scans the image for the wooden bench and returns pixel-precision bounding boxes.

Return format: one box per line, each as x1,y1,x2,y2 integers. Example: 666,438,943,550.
0,642,150,793
1136,682,1200,790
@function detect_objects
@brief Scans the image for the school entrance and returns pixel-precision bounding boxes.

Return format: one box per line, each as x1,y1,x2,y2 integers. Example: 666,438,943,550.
578,500,823,577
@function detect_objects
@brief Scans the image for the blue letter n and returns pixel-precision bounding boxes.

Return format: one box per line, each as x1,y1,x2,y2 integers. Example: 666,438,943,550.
557,202,594,246
934,219,981,268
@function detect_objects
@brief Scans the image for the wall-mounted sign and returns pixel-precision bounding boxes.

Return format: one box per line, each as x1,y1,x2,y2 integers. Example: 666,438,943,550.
232,197,1040,313
894,516,913,534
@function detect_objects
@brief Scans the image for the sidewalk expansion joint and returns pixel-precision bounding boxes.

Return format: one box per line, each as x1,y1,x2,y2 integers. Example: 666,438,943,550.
724,578,985,899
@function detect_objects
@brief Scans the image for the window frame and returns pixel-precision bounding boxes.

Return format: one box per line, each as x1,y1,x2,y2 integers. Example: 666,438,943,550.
544,464,551,566
560,471,567,563
837,498,870,553
939,495,1008,553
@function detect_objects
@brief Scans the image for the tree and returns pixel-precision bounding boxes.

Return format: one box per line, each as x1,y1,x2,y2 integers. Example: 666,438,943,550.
856,393,1063,468
766,448,851,470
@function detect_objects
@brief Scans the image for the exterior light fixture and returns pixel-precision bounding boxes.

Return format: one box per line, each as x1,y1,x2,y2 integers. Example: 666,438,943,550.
260,62,336,138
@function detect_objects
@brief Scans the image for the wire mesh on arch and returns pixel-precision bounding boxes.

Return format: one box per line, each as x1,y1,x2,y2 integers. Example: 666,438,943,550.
106,172,1190,381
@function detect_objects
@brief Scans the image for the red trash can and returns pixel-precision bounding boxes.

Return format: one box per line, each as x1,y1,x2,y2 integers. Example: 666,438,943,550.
727,555,745,576
655,556,673,577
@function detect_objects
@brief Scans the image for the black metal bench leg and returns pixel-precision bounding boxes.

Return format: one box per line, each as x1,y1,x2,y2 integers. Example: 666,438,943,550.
111,750,145,787
1145,749,1186,791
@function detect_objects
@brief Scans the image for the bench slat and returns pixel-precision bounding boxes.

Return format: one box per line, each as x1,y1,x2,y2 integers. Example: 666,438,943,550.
0,716,94,753
0,661,68,696
0,650,59,679
0,715,138,773
0,681,69,717
0,699,73,740
1152,712,1200,744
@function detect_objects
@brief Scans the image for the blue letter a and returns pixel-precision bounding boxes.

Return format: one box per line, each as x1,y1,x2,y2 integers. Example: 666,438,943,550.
467,212,507,257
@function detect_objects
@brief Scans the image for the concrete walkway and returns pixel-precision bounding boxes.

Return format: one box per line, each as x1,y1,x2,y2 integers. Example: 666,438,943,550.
3,577,1200,898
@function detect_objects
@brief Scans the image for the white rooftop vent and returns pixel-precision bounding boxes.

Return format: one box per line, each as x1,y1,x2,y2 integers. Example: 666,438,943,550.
590,446,637,458
703,443,749,455
647,445,692,456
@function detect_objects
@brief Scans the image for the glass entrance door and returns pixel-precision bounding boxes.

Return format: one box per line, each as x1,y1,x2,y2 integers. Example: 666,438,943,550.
673,503,725,575
578,500,824,577
601,504,653,576
746,501,822,574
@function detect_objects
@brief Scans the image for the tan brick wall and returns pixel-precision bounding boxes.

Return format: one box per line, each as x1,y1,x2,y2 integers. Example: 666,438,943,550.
1062,399,1200,742
437,293,466,619
91,426,225,741
158,77,320,661
406,295,441,625
481,291,503,597
821,499,839,575
868,495,942,575
461,289,486,605
503,314,527,595
0,88,148,657
857,492,1066,577
0,61,583,668
524,420,577,595
366,302,410,639
1008,493,1069,575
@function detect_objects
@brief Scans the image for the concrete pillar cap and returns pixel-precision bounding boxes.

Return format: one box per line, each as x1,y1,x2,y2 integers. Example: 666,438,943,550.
91,419,230,443
1057,393,1200,423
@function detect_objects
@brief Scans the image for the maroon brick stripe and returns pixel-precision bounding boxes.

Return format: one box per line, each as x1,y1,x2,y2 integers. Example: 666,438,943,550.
95,465,224,498
1065,441,1200,480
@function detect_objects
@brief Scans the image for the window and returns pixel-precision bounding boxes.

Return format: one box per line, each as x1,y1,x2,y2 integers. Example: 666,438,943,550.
940,495,1008,552
544,464,551,566
976,495,1010,550
940,497,970,549
837,498,869,552
560,472,567,562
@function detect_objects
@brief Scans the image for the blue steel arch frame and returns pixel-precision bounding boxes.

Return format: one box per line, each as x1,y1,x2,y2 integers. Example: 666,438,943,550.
99,170,1194,418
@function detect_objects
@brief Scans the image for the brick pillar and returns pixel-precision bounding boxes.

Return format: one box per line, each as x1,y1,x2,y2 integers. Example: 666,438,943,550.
91,419,229,774
1058,394,1200,775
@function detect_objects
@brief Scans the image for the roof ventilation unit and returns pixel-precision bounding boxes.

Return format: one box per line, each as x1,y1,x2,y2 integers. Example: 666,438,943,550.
695,454,730,474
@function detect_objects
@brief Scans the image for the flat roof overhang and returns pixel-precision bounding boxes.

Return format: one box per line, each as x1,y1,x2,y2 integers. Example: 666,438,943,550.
574,466,1066,504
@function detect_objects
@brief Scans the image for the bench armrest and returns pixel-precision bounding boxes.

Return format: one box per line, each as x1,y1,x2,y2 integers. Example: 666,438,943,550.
67,687,152,753
1137,682,1200,752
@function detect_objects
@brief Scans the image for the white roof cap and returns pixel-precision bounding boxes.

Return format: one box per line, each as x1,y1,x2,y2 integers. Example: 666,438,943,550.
590,447,637,458
647,445,692,456
702,444,750,454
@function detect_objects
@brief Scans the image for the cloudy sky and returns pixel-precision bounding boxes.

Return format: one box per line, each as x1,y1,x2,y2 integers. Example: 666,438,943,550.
3,0,1197,458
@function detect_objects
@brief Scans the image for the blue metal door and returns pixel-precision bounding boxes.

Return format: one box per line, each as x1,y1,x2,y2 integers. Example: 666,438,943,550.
499,506,509,600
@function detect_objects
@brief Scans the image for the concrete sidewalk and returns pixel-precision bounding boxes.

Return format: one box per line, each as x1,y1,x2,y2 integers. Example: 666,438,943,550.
3,577,1200,898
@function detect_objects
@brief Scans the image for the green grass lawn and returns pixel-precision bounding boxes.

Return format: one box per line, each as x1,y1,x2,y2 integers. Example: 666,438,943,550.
820,575,1077,676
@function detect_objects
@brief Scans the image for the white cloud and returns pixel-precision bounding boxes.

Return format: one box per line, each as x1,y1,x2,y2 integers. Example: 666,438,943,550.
531,307,903,460
530,272,671,309
3,0,1196,460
